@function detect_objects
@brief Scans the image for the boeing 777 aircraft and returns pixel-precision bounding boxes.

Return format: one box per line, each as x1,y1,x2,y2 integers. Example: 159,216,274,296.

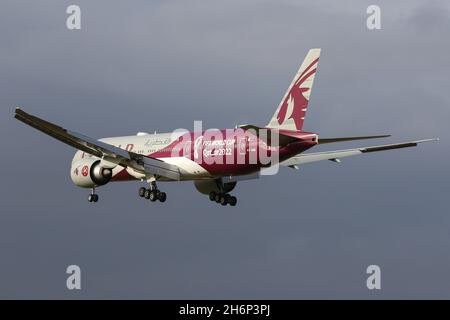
14,49,437,206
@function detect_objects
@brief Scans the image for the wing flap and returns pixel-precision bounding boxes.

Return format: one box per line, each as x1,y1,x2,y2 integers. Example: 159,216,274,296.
141,156,181,181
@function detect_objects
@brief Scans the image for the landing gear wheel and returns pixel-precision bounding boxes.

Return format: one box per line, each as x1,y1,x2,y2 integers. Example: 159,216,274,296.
88,194,99,203
220,195,228,206
229,196,237,206
158,192,167,202
138,187,146,197
143,180,167,203
149,190,158,202
214,193,221,203
209,191,216,201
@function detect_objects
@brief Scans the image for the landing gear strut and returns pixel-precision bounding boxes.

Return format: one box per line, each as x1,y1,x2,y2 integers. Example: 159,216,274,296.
138,181,167,203
88,188,99,203
209,191,237,206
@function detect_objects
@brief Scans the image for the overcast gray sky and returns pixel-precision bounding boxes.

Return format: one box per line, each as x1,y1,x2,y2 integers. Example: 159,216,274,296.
0,0,449,299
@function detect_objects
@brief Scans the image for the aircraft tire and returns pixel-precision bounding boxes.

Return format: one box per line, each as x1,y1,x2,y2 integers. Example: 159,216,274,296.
158,192,167,202
149,190,158,202
220,195,228,206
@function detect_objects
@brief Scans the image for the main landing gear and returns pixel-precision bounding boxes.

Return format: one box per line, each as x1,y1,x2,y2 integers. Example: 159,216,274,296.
88,188,99,203
138,181,166,203
209,191,237,206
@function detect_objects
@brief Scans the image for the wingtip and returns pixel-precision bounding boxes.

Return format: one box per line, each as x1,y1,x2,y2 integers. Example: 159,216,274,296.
14,107,28,120
418,138,440,143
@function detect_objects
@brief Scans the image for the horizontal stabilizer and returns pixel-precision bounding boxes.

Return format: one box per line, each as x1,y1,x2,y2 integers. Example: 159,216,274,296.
239,124,298,146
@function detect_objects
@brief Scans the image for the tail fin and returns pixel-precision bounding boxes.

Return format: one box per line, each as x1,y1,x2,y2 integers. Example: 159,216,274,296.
267,48,321,131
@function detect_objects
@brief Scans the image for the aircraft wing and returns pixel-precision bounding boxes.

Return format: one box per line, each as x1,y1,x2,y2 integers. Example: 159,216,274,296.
281,139,438,167
318,135,391,144
14,107,181,180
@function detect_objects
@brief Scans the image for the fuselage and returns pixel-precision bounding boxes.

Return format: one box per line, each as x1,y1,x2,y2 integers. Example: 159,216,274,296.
71,128,318,184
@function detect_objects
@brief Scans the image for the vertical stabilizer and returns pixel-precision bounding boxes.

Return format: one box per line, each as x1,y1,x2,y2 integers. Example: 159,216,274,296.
267,48,321,131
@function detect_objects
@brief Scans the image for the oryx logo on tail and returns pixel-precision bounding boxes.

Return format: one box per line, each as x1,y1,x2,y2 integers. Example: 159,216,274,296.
267,48,321,131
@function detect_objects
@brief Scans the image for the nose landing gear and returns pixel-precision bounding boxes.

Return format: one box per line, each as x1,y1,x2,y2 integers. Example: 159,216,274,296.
88,188,99,203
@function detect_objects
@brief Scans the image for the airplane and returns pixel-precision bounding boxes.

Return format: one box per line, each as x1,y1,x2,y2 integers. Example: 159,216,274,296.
14,48,438,206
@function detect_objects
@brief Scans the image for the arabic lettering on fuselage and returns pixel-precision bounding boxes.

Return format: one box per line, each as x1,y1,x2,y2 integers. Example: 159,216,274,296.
144,138,171,147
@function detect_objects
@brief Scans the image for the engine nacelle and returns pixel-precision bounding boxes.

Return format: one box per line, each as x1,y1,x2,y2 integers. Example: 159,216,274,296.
194,179,237,195
71,158,113,188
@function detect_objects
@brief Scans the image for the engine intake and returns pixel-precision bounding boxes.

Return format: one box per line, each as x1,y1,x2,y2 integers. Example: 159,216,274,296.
71,159,113,188
90,162,112,185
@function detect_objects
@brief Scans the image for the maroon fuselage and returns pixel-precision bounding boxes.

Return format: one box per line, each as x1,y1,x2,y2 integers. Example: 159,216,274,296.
112,128,318,181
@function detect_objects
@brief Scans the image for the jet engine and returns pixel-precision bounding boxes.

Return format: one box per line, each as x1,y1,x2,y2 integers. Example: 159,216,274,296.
194,179,237,195
71,158,114,188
